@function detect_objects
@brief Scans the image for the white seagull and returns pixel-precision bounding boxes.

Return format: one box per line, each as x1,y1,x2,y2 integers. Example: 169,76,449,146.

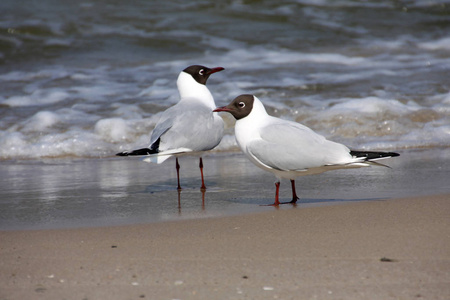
214,94,400,205
117,65,225,190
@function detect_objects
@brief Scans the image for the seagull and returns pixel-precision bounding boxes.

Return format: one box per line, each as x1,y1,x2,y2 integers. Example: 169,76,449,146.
117,65,225,190
214,94,400,206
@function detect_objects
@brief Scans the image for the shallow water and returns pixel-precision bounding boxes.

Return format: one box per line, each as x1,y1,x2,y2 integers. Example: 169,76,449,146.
1,1,449,159
0,149,449,230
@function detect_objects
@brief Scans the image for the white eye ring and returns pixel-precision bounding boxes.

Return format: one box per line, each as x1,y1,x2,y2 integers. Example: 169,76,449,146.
238,102,245,108
199,69,204,75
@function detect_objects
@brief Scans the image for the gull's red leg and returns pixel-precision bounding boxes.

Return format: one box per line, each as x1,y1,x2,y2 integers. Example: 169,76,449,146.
290,179,299,204
261,181,282,207
199,157,206,190
273,181,281,206
176,158,181,190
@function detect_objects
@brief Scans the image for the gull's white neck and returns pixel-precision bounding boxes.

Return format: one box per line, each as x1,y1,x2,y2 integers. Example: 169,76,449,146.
177,72,215,109
235,96,270,149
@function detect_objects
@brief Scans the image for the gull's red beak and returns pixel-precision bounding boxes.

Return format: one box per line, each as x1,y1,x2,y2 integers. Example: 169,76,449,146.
213,106,231,112
207,67,225,75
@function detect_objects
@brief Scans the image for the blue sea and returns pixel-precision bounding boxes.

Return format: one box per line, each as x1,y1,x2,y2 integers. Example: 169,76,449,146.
1,0,449,229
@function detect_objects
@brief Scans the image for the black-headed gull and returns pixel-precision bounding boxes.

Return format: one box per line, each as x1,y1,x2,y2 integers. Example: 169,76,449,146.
117,65,225,190
214,94,400,206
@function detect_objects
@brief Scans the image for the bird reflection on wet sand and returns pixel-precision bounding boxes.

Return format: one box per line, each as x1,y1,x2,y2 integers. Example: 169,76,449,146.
176,188,206,215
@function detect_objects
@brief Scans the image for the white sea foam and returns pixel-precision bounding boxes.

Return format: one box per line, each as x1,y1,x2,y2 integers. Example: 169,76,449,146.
94,118,131,143
418,37,450,50
0,66,448,160
326,97,419,115
23,111,61,132
1,89,69,107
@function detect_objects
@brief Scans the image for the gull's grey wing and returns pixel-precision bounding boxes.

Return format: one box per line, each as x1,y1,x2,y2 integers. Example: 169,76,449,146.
149,113,173,147
247,119,351,171
150,98,224,153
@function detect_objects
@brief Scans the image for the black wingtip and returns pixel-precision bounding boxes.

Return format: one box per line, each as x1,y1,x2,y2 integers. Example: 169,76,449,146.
116,151,130,156
390,152,400,157
350,150,400,161
115,148,156,156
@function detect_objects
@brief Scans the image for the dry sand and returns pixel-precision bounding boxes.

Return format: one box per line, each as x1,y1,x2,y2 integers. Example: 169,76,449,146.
1,193,449,300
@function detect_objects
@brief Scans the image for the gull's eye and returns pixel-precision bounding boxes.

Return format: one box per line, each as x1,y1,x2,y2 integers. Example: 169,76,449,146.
238,102,245,108
199,69,204,75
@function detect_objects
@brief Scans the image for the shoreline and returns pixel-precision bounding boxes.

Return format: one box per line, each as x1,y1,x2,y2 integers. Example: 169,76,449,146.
1,148,449,231
1,193,449,299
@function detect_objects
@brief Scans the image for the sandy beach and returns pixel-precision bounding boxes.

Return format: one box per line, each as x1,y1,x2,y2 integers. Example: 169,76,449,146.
1,193,449,300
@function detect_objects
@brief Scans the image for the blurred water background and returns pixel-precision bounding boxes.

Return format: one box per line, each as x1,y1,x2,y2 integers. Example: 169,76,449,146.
1,0,449,158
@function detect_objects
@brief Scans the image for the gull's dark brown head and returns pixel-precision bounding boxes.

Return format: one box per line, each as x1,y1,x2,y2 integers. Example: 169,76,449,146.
182,65,225,85
213,94,254,120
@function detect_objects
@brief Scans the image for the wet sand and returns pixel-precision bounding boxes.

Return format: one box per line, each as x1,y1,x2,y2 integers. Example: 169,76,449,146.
1,148,449,230
1,193,449,300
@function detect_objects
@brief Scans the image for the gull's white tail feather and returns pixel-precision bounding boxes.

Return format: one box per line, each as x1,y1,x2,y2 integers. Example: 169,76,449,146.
142,148,192,164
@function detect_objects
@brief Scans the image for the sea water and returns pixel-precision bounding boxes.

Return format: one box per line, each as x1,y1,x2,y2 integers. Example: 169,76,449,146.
1,0,449,158
0,1,449,229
